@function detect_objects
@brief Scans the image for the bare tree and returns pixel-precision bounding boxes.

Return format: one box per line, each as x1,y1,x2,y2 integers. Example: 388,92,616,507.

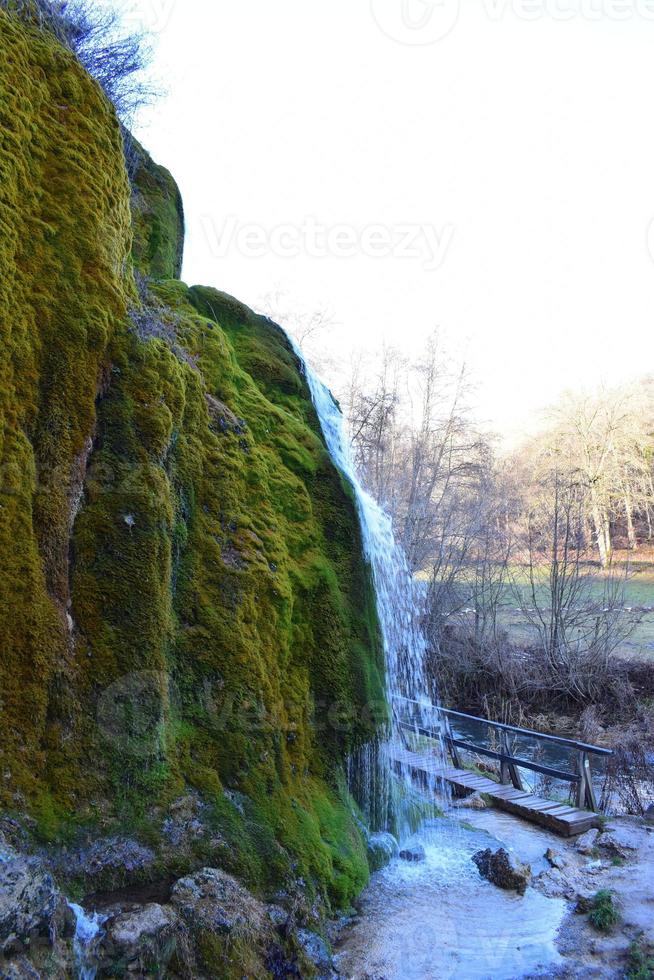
2,0,155,123
515,465,640,702
346,332,490,575
257,290,339,379
466,467,517,646
536,386,654,565
347,344,404,509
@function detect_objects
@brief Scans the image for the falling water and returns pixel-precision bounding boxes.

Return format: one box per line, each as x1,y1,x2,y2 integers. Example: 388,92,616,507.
67,903,107,980
287,335,445,841
285,336,569,980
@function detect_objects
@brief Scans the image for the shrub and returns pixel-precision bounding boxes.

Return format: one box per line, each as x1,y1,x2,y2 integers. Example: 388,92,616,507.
599,732,654,816
0,0,154,121
588,889,620,934
627,937,654,980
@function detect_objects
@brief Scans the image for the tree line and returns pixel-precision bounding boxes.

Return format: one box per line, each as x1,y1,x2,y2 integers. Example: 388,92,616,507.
326,333,654,732
345,341,654,577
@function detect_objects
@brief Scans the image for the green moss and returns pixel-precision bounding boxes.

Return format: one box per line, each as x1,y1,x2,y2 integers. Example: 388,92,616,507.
0,8,384,913
195,931,271,980
0,7,131,801
72,280,381,903
128,134,185,281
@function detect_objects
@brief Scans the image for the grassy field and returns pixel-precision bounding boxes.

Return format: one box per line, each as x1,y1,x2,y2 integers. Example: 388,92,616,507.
498,566,654,661
424,564,654,661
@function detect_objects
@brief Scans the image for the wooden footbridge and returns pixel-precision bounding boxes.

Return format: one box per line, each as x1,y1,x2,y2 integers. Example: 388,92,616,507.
391,698,613,837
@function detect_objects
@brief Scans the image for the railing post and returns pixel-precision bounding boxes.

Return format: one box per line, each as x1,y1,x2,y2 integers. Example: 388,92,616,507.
576,751,598,812
444,716,461,769
575,751,583,808
500,730,524,791
499,729,510,785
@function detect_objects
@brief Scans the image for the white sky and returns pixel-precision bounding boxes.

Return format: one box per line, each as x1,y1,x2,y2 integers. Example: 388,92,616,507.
124,0,654,443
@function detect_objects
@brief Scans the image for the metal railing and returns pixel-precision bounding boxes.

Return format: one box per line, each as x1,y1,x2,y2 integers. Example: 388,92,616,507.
393,696,613,812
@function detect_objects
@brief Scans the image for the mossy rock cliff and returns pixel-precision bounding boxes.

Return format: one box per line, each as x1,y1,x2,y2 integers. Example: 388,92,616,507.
0,5,384,916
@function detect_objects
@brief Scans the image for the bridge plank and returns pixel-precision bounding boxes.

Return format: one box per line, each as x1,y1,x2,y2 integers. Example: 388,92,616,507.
390,749,601,837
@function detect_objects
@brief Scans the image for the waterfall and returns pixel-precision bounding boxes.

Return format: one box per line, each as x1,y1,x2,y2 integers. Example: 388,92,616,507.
67,903,107,980
287,334,445,842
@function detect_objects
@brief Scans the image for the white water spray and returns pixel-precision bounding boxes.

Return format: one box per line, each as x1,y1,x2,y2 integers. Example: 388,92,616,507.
67,903,107,980
287,334,445,841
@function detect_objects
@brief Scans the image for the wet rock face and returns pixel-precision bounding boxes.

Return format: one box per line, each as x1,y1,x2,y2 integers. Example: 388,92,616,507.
645,804,654,826
265,943,302,979
296,929,338,979
161,793,208,846
100,903,178,976
0,820,34,855
159,793,230,862
170,867,270,939
367,832,398,872
0,853,71,956
0,956,42,979
472,847,531,896
166,867,311,978
0,843,336,980
62,837,155,889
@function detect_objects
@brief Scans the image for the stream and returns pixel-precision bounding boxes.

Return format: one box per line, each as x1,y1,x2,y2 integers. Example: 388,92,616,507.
335,807,567,980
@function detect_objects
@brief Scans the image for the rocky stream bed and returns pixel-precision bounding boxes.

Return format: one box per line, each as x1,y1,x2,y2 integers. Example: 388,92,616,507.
1,795,652,979
334,802,654,980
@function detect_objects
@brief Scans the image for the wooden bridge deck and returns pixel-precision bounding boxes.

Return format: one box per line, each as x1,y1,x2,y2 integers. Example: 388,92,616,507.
391,748,601,837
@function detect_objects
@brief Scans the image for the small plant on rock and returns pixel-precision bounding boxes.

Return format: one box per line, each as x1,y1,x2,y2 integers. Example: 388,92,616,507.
588,889,620,934
627,937,654,980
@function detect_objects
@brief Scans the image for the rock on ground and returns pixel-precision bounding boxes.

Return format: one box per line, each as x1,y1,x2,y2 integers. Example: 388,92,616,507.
0,837,342,980
575,829,600,855
367,832,398,872
596,825,640,859
472,847,531,895
399,845,426,863
454,792,488,810
169,868,321,978
531,814,654,978
545,848,568,870
170,866,270,940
